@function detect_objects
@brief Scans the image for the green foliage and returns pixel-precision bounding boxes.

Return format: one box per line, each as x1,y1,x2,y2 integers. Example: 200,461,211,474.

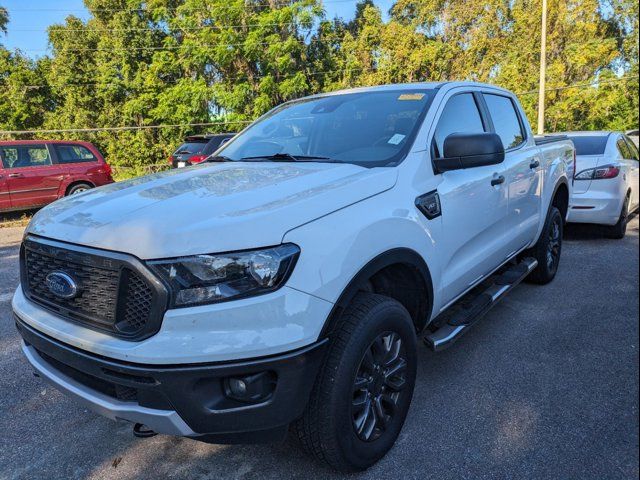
0,0,637,177
0,6,7,36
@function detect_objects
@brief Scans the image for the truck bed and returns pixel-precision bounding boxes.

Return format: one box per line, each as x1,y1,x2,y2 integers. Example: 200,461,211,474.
534,134,569,146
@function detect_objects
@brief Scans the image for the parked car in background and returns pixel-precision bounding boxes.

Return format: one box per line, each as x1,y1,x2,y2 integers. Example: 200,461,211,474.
169,133,236,168
627,129,639,148
0,140,114,213
564,131,639,238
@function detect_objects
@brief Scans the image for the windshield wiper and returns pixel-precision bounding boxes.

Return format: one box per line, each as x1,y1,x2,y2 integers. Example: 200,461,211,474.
205,155,233,162
240,153,338,163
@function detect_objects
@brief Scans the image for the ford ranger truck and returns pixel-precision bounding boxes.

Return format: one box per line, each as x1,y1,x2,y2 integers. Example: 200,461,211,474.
13,82,574,472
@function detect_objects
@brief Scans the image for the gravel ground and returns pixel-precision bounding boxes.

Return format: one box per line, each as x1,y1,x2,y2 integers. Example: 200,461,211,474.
0,219,638,480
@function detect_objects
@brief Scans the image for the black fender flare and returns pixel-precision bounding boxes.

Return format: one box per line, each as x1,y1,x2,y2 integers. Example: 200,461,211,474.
549,177,570,220
319,248,434,337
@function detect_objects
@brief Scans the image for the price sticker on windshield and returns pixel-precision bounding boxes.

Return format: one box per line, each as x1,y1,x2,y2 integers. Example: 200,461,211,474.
398,93,425,101
388,134,406,145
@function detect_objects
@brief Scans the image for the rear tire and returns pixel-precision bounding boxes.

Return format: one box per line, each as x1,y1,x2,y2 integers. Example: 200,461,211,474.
525,206,563,285
607,195,630,240
66,182,93,195
293,293,417,472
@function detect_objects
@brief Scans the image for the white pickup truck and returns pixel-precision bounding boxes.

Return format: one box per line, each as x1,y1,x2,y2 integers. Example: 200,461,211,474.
13,82,574,472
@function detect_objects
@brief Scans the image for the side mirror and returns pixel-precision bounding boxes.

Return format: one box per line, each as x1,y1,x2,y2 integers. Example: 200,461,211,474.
434,132,505,173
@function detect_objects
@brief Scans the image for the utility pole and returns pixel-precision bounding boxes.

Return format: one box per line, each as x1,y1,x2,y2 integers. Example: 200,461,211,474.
537,0,548,135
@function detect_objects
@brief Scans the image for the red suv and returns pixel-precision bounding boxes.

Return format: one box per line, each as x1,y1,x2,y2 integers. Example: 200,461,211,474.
0,140,114,213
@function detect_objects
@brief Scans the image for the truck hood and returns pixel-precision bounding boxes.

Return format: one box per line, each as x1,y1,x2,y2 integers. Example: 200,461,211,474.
27,162,396,259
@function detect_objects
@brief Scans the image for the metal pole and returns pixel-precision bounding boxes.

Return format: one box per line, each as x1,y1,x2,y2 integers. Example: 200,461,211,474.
537,0,548,135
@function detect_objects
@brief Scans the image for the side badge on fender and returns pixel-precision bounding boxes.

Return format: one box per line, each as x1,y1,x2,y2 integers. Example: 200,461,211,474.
415,191,441,220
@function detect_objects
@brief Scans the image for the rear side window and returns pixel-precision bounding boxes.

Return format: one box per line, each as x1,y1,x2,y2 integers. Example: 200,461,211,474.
54,144,97,163
173,141,207,155
483,94,525,149
623,137,639,161
434,93,486,156
567,136,608,156
202,136,233,155
0,145,52,168
616,138,632,159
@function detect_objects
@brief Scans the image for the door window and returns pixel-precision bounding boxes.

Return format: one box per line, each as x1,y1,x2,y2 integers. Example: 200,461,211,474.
0,145,52,168
433,93,486,156
0,147,18,168
483,94,526,149
54,144,97,163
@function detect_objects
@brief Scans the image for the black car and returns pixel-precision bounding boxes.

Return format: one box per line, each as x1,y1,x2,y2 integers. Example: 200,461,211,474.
169,133,235,168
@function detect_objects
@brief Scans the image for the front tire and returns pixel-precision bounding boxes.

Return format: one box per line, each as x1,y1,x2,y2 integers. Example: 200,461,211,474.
293,293,417,472
526,206,563,285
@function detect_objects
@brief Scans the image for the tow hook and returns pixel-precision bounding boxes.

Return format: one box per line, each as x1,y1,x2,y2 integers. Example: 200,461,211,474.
133,423,158,438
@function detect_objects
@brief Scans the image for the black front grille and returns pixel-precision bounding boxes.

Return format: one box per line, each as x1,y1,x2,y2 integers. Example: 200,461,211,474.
118,270,154,333
21,236,168,340
24,249,120,326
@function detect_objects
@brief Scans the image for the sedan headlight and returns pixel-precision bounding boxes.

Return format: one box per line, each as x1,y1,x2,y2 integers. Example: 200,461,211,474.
149,244,300,307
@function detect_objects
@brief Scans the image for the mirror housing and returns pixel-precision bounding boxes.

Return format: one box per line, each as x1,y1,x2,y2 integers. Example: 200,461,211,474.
434,132,505,173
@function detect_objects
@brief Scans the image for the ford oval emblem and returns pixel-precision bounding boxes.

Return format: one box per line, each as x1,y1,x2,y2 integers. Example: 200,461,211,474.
45,271,79,299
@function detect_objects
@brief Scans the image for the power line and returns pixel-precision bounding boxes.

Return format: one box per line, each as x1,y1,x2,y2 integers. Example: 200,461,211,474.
0,67,362,90
2,0,357,13
21,41,294,53
0,120,253,136
10,21,316,33
1,76,634,136
15,35,630,54
517,75,634,95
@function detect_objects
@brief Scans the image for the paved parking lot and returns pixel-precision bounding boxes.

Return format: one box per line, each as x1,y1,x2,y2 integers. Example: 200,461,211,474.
0,219,638,480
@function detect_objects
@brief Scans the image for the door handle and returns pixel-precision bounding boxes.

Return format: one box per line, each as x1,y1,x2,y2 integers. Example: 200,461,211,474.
530,159,540,169
8,173,24,178
491,175,505,186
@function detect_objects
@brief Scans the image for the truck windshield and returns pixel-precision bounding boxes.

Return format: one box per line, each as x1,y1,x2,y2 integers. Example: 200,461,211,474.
218,90,436,167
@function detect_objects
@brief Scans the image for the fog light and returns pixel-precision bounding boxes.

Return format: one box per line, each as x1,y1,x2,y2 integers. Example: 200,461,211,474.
224,371,276,403
228,378,248,397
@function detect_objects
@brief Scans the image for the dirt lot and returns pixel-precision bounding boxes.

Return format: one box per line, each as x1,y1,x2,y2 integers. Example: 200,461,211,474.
0,219,638,480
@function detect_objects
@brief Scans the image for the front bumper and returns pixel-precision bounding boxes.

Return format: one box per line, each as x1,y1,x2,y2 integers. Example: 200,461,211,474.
17,317,327,443
12,284,333,364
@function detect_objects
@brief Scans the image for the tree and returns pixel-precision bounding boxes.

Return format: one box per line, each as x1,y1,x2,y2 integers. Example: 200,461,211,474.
390,0,636,131
0,0,637,174
0,5,8,36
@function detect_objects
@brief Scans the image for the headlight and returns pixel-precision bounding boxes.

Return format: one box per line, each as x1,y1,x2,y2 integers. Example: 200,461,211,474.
148,244,300,307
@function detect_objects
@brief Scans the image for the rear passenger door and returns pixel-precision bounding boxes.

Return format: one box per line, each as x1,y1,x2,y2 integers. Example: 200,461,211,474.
482,92,542,254
431,91,510,303
1,144,65,209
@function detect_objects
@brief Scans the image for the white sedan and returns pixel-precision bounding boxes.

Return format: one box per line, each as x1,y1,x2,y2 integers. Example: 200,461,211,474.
564,131,639,238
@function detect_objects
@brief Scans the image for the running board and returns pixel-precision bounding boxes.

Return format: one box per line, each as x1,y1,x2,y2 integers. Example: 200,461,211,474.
424,257,538,352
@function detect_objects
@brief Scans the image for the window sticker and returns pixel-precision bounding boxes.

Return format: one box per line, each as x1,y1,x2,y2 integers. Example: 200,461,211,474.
388,134,406,145
398,93,425,101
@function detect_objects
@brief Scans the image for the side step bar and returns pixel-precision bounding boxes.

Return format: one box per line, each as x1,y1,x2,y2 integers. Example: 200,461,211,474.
424,257,538,352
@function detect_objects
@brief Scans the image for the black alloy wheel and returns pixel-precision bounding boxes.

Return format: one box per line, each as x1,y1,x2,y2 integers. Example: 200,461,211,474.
546,214,562,272
351,332,408,442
